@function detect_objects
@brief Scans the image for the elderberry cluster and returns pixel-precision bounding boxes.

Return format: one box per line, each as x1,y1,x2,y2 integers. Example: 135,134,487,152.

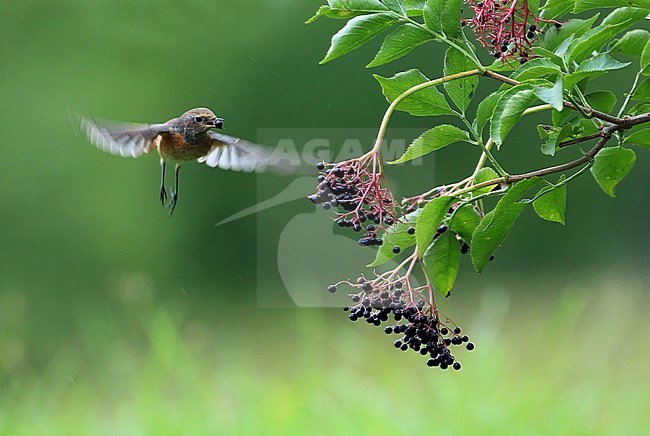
467,0,545,64
387,311,472,370
330,275,473,370
488,25,537,64
309,160,399,245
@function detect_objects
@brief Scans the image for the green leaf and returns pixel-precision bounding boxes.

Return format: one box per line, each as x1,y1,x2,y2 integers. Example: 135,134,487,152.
423,230,460,297
471,205,525,273
566,20,635,63
610,29,650,56
374,69,454,116
564,53,631,88
382,0,406,13
533,178,567,225
443,47,479,112
471,178,541,273
555,34,575,59
573,1,650,13
511,58,563,82
552,107,573,128
542,15,599,51
308,0,391,23
328,0,389,11
538,127,557,156
498,178,543,208
540,0,576,19
441,0,462,38
532,47,565,67
601,7,650,26
534,77,564,111
405,0,426,8
575,53,631,72
486,58,519,73
624,129,650,149
474,91,501,134
642,40,650,74
404,0,427,12
571,118,599,138
537,124,573,156
307,6,361,24
450,204,481,244
632,78,650,101
424,0,462,37
491,85,538,148
590,147,637,197
423,0,444,34
563,73,597,90
585,90,617,113
627,101,650,115
383,0,427,13
415,196,455,256
473,167,500,194
368,209,420,267
367,24,431,67
529,0,542,16
320,13,397,64
389,125,471,164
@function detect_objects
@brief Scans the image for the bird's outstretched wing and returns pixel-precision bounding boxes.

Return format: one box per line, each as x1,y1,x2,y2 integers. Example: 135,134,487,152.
200,131,295,174
80,117,169,158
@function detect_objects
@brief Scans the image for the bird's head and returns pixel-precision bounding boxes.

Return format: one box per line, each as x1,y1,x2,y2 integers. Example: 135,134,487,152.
180,108,224,132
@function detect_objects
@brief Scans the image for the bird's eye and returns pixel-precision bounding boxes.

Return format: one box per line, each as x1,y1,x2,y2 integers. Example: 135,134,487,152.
194,116,203,123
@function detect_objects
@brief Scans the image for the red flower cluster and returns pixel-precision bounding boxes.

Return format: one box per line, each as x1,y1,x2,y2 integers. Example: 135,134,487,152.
466,0,543,64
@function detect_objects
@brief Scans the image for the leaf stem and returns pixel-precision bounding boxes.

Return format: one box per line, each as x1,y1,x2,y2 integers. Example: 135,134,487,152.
371,69,483,154
396,14,485,71
523,163,592,204
523,104,552,115
458,114,508,177
466,137,493,185
617,71,642,118
453,104,550,194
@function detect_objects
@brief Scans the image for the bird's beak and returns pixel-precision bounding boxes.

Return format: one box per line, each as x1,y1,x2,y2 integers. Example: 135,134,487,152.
209,117,224,129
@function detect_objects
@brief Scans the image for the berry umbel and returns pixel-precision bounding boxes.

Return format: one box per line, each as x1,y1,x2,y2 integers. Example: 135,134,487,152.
465,0,559,64
331,270,473,371
310,155,402,246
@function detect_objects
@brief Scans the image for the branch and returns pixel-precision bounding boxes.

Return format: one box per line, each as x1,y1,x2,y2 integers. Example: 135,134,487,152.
511,112,650,181
452,112,650,194
557,132,602,149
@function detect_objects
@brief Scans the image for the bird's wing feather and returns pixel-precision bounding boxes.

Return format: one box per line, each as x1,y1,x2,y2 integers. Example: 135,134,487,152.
200,131,293,174
81,117,169,158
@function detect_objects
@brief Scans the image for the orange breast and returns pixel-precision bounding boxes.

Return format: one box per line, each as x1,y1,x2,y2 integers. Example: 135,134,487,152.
157,133,213,163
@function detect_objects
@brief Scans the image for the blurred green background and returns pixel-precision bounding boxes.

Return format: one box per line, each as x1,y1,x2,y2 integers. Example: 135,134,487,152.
1,1,648,434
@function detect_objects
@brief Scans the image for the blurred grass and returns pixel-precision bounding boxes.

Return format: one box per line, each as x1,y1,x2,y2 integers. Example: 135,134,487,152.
1,274,648,435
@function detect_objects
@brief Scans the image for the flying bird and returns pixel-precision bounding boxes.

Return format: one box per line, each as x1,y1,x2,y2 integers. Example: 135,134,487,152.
81,108,288,215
